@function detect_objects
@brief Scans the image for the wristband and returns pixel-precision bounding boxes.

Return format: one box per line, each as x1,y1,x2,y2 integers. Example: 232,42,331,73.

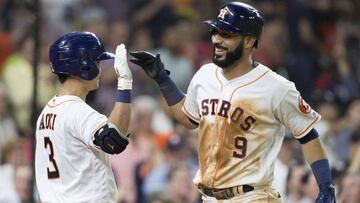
156,74,185,106
116,90,131,103
311,159,332,186
154,70,170,84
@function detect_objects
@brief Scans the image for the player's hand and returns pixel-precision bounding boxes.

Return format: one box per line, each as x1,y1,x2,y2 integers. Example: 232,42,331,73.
316,183,336,203
129,51,170,83
114,44,132,90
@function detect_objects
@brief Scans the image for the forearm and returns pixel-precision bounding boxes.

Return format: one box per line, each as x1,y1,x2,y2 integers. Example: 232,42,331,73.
156,76,198,129
108,102,131,135
301,138,326,164
166,97,197,129
128,51,198,129
106,44,133,135
301,136,334,194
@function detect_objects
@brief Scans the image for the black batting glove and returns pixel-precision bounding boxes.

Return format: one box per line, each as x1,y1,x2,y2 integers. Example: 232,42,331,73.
129,51,170,84
316,183,336,203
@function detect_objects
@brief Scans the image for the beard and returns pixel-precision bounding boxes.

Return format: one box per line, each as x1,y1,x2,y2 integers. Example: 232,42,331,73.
212,39,244,69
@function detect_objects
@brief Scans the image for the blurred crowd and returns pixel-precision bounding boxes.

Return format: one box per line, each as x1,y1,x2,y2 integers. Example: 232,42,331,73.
0,0,359,203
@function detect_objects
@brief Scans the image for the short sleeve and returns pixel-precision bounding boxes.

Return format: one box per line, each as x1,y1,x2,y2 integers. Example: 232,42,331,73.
274,84,321,139
70,103,108,148
182,77,200,125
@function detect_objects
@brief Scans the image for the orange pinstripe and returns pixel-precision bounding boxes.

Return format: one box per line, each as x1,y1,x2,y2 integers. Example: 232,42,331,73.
211,68,270,188
229,69,271,101
215,68,224,92
183,106,200,122
294,114,320,137
47,100,77,108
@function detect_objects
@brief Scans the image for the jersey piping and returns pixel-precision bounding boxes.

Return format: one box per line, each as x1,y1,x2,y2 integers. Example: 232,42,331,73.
47,99,78,108
215,68,224,91
183,104,201,123
211,67,271,188
229,69,271,101
294,114,320,137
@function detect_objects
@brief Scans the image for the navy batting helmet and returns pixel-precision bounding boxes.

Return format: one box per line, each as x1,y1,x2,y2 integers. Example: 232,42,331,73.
204,2,264,47
49,31,115,80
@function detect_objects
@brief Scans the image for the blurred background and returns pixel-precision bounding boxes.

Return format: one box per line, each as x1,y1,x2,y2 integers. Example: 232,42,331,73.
0,0,359,202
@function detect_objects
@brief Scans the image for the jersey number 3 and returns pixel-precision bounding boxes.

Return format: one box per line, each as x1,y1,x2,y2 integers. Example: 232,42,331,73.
44,137,60,179
233,137,247,159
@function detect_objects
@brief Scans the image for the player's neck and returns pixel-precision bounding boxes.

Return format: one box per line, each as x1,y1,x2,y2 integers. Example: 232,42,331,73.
222,55,253,80
58,79,89,100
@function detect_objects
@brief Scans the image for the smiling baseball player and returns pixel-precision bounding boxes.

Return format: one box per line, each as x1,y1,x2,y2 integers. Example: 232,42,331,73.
130,2,336,203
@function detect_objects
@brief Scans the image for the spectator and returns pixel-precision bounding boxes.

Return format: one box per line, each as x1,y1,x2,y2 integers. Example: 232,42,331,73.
285,165,308,203
333,99,360,169
346,130,360,174
1,35,56,133
301,171,319,203
153,24,194,91
273,136,296,197
0,85,18,148
0,138,25,203
338,173,360,203
14,165,32,203
166,163,199,203
142,134,196,199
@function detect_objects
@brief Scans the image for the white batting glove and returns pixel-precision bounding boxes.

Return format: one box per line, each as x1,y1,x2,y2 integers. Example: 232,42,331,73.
114,44,133,90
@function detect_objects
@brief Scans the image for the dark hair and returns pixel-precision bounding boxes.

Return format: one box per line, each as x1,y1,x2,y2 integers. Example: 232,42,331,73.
57,73,69,84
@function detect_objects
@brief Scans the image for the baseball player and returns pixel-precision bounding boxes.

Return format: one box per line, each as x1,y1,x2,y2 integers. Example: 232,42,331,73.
35,32,132,203
130,2,336,203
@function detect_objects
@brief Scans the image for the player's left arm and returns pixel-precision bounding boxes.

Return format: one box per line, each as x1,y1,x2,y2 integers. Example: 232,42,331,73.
275,84,336,203
93,44,132,154
299,128,336,203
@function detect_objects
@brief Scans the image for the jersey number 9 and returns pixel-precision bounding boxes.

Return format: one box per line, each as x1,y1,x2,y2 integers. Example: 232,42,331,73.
233,137,247,159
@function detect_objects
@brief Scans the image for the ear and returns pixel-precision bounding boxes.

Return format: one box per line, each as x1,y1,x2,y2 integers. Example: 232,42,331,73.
244,36,257,49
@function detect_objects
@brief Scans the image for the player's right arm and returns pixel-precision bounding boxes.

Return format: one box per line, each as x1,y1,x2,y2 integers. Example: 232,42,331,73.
166,97,198,129
129,51,197,129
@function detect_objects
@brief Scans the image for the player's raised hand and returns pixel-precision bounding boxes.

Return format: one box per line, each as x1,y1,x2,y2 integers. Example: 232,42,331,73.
129,51,169,83
114,44,132,90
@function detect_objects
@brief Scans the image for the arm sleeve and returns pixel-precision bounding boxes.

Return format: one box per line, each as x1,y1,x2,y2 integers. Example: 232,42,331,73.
274,84,321,139
70,103,108,149
181,77,200,124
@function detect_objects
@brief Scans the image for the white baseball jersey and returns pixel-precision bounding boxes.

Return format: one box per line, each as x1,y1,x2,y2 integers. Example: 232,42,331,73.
35,95,117,203
182,63,320,189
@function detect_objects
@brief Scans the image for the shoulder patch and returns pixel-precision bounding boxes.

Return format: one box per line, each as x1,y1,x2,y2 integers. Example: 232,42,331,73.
298,96,311,114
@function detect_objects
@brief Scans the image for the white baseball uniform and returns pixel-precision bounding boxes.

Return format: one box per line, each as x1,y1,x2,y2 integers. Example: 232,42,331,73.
35,95,117,203
182,63,320,202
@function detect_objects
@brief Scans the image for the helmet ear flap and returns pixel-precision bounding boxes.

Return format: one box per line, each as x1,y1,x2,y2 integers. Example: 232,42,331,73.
80,60,91,71
79,60,99,79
